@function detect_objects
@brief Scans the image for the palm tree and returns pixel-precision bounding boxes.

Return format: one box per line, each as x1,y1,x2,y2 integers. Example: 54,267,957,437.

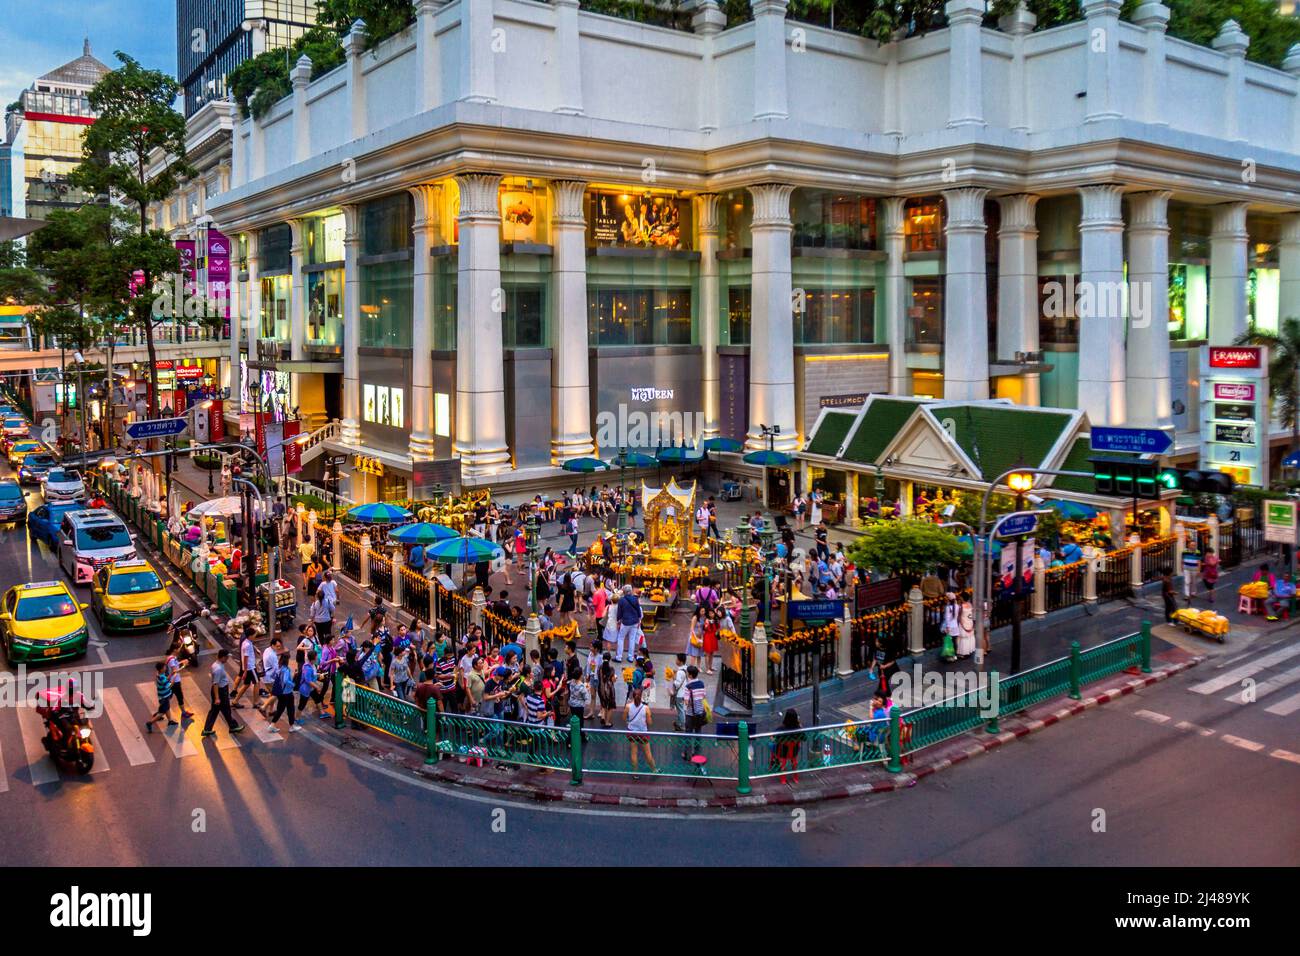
1237,317,1300,462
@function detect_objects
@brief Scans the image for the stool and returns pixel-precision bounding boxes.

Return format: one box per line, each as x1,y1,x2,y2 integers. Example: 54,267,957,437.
690,754,709,776
1238,595,1261,616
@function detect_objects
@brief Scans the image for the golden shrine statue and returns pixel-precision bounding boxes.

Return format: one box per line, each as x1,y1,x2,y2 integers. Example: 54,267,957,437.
641,479,696,561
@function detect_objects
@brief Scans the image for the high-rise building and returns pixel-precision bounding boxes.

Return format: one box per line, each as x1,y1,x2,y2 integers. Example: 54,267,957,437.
1,40,109,221
177,1,318,117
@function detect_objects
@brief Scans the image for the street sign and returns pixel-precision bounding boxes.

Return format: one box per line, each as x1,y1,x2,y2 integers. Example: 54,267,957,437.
992,510,1045,539
788,599,845,622
1264,499,1298,545
125,417,189,440
1089,426,1173,455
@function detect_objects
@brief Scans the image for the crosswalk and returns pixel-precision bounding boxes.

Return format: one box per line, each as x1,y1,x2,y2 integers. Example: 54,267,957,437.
1188,640,1300,716
0,680,293,794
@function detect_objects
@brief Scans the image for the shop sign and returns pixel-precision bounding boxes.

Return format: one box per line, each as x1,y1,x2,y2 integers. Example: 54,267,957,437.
355,455,384,477
500,190,538,243
174,365,204,381
154,360,174,371
819,393,869,409
855,577,903,612
206,230,231,281
1264,500,1298,545
1213,382,1255,402
788,599,845,622
629,387,674,403
175,240,195,280
1212,402,1253,422
284,419,301,475
1208,347,1262,369
209,399,225,442
1214,423,1255,446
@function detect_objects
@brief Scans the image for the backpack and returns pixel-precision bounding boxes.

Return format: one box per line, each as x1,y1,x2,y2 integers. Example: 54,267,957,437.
270,665,289,697
360,650,382,682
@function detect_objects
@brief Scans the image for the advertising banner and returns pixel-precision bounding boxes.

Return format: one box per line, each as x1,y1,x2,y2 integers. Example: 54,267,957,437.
1200,345,1269,486
209,399,225,442
283,419,302,475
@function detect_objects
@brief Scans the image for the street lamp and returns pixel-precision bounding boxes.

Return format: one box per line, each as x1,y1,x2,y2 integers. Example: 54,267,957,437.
524,512,541,615
733,516,753,637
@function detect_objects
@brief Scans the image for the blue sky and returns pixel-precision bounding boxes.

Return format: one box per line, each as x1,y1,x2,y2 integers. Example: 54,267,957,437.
0,0,175,108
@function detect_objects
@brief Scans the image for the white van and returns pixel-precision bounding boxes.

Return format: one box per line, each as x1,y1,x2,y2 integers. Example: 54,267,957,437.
58,509,136,585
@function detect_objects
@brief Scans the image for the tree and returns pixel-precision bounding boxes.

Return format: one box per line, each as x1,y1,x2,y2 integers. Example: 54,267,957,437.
946,490,1062,546
0,241,45,308
1237,318,1300,461
846,519,965,578
71,52,191,421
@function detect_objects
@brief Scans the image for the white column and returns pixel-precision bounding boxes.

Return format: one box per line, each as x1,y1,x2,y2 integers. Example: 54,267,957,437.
750,0,788,121
550,180,595,462
249,112,266,180
998,3,1035,133
942,186,990,401
290,55,311,164
454,172,510,477
1209,201,1250,346
552,0,583,115
1077,184,1127,425
1212,20,1250,142
696,193,722,438
409,184,441,462
288,219,307,363
1126,191,1173,428
459,0,496,104
228,241,244,406
341,205,362,447
245,230,262,382
1083,0,1122,122
232,122,246,187
693,2,726,131
945,0,985,128
1134,2,1170,126
996,193,1040,405
881,197,909,395
1279,214,1300,324
414,0,446,113
345,20,368,142
746,183,797,452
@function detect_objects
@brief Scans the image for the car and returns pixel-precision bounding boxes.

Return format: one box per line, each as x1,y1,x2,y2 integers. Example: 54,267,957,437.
58,509,136,585
41,468,86,504
27,502,86,548
0,580,90,665
89,559,172,632
17,453,57,485
7,439,45,467
2,418,29,439
0,479,27,524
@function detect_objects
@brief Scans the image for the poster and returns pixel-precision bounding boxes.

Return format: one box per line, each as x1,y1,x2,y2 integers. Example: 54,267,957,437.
999,539,1036,580
500,190,537,243
588,190,682,249
283,419,302,475
390,388,404,429
1169,349,1189,433
264,420,283,475
209,399,225,442
364,384,375,424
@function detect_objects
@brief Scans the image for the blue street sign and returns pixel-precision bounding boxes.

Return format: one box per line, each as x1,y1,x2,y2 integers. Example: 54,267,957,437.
788,599,845,622
125,417,189,440
993,510,1040,539
1090,426,1172,455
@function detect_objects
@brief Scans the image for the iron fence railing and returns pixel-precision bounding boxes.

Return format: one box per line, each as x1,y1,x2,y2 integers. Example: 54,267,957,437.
1045,560,1086,612
1140,536,1176,582
340,536,361,580
369,550,393,602
850,606,909,670
399,566,430,622
1096,548,1132,601
768,628,838,696
720,642,753,710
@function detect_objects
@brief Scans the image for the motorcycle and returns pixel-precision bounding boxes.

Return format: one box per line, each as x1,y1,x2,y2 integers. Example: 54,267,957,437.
35,688,94,774
170,608,210,669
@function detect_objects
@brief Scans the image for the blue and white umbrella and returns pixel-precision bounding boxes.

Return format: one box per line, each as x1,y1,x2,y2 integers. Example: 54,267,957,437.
346,502,413,523
426,536,504,565
387,522,459,546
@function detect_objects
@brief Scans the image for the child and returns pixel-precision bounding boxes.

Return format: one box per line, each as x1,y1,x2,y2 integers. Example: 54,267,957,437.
144,661,178,733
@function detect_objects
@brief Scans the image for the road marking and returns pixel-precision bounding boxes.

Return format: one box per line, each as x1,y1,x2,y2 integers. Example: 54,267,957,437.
1221,734,1266,753
1270,749,1300,766
181,676,241,751
1227,662,1300,705
1134,709,1171,724
101,686,154,766
0,740,8,793
1174,720,1216,737
241,698,284,743
15,704,60,785
1187,644,1300,695
134,682,197,758
1264,688,1300,717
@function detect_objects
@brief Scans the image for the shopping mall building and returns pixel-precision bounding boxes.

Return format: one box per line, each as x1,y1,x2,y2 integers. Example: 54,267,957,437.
207,0,1300,500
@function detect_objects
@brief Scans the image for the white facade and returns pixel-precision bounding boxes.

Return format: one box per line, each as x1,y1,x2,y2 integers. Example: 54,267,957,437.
207,0,1300,490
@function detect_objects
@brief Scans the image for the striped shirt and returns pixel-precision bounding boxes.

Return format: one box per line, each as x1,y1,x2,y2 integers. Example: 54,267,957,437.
155,672,172,702
524,692,547,724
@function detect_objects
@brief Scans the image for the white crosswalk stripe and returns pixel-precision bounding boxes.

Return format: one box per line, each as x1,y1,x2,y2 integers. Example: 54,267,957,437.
133,681,198,758
0,739,8,793
1265,689,1300,717
242,698,284,744
1225,662,1300,706
181,676,242,750
100,686,154,766
1188,644,1300,695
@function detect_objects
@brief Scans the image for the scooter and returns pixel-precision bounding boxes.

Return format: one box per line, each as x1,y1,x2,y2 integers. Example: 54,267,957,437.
170,608,210,669
35,690,94,774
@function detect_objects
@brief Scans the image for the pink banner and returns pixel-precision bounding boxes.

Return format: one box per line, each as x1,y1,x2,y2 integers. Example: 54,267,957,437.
1213,382,1255,402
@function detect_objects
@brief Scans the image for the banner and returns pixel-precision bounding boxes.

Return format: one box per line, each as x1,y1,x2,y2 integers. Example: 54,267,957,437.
283,419,302,475
209,399,225,442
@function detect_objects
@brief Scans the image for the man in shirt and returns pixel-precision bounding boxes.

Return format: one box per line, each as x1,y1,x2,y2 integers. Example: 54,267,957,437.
258,637,284,717
681,664,708,756
464,656,487,715
614,584,643,663
201,649,245,738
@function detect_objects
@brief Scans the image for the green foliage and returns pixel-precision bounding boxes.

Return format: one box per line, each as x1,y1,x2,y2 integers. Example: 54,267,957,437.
315,0,417,40
1164,0,1300,70
581,0,691,28
0,242,44,307
846,519,965,576
291,493,334,514
788,0,946,41
944,490,1062,544
1237,318,1300,453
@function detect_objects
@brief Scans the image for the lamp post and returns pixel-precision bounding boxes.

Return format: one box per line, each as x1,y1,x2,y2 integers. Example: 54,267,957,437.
758,423,780,507
1005,470,1036,677
524,512,541,615
733,516,753,638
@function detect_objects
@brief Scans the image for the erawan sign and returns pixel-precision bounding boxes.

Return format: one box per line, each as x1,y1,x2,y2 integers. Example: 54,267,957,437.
1208,347,1262,369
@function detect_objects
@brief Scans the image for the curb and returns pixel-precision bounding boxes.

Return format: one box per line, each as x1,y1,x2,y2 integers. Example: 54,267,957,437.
324,654,1203,810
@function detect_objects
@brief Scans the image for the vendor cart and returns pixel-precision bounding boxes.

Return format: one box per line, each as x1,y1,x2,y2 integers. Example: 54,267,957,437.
258,578,298,631
721,480,743,502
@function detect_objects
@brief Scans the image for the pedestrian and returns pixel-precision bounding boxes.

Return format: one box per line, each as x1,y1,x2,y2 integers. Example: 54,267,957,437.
163,638,194,721
941,591,960,662
614,584,643,663
297,649,323,723
566,658,589,728
267,652,300,732
669,653,688,731
686,606,706,669
232,626,261,710
566,512,579,556
597,652,616,727
391,646,415,701
1200,547,1220,603
682,664,708,737
772,707,803,785
201,649,245,738
702,608,720,675
1161,573,1178,623
311,588,334,643
144,660,178,733
624,688,657,775
956,596,976,659
258,637,284,717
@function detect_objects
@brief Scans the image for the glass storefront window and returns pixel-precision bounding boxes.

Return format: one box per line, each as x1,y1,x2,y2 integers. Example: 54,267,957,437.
259,224,291,273
259,274,291,341
502,285,546,348
588,288,693,346
434,259,457,351
499,178,549,244
797,288,875,344
306,214,346,265
728,287,751,345
307,268,344,346
720,190,753,253
1038,275,1079,345
362,194,413,257
359,260,413,349
904,199,943,254
908,277,943,345
791,190,877,250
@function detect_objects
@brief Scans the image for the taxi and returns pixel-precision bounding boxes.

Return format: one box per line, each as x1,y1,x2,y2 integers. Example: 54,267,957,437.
0,580,90,664
89,559,172,632
7,439,45,467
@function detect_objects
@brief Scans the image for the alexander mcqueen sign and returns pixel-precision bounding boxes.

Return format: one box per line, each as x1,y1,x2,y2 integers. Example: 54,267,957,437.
1213,382,1255,402
629,387,674,402
1208,347,1262,369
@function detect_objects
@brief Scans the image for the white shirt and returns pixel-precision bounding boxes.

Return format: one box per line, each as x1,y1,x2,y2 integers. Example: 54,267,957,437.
241,637,257,671
262,646,278,681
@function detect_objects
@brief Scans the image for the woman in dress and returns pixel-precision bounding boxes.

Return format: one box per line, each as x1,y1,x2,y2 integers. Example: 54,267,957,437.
956,596,976,659
941,592,960,662
702,608,721,676
597,652,617,727
809,491,822,528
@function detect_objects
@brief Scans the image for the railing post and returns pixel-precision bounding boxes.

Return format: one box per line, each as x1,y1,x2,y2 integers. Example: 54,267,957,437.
886,708,902,773
1140,619,1152,674
429,572,439,627
736,721,751,794
471,587,485,629
359,533,371,587
331,520,343,571
569,714,583,785
1032,553,1047,618
836,605,854,678
1083,545,1098,604
1207,514,1220,555
333,673,346,729
1068,640,1082,699
1130,543,1144,589
424,704,438,764
392,548,404,608
525,612,541,660
907,586,925,657
1174,520,1185,572
306,509,317,548
985,671,1001,733
751,621,770,705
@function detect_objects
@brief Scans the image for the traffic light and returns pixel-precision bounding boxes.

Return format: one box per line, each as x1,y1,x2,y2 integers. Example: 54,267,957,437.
1156,468,1181,491
1179,469,1236,495
1089,457,1159,497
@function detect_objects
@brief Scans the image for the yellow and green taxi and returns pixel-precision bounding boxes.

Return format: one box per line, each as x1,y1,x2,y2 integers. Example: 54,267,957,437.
6,439,44,467
0,580,90,664
89,559,172,632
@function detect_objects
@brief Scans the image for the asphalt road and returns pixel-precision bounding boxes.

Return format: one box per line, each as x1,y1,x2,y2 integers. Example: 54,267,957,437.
0,460,1296,866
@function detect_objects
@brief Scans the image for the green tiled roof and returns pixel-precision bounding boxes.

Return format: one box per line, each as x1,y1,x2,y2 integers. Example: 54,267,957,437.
841,398,925,465
941,405,1073,481
1050,436,1141,495
806,410,856,457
